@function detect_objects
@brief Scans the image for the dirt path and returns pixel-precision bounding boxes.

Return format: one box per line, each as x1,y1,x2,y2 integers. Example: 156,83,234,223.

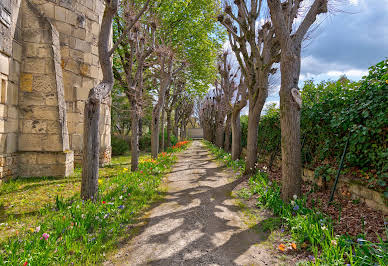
105,141,281,265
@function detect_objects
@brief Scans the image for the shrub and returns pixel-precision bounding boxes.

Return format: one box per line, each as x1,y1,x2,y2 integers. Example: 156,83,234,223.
111,135,129,156
241,60,387,190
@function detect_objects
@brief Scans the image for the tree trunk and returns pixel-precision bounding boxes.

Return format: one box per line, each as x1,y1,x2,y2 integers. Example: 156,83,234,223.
280,52,302,201
160,110,165,152
224,114,231,152
166,109,172,148
231,111,241,160
81,100,101,200
173,110,179,138
81,0,117,200
130,102,139,171
139,118,143,139
151,112,160,158
215,124,224,148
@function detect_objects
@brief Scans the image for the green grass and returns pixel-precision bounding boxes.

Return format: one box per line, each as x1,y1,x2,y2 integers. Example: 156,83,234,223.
0,141,190,265
204,140,388,266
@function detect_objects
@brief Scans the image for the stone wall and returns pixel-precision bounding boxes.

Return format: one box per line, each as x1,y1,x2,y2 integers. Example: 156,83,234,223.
0,0,111,181
0,0,22,181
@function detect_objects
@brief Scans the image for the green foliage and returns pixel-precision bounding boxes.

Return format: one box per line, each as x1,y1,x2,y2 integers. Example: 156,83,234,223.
139,132,151,152
301,59,388,189
257,104,281,156
242,60,388,190
240,115,248,148
203,140,245,171
0,144,190,265
111,135,129,156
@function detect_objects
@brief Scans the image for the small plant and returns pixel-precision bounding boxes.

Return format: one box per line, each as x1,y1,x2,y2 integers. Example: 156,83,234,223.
236,188,252,199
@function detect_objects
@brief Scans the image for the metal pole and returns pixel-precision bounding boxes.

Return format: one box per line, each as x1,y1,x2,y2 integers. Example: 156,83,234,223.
329,132,351,203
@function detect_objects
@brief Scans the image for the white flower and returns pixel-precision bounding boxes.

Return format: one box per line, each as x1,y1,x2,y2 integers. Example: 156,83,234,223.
263,166,268,170
293,195,298,200
321,225,327,230
291,200,295,206
81,214,85,219
119,196,123,200
35,226,41,232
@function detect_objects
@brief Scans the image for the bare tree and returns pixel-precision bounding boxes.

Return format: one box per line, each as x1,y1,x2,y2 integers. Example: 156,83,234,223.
113,0,154,171
151,48,185,158
165,79,185,148
218,51,239,152
81,0,149,199
231,78,248,160
267,0,328,201
199,96,216,142
218,0,280,174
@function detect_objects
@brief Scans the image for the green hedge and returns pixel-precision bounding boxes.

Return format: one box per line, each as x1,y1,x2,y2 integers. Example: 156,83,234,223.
241,60,388,190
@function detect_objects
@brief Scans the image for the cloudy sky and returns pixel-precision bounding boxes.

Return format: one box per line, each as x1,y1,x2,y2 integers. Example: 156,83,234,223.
245,0,388,112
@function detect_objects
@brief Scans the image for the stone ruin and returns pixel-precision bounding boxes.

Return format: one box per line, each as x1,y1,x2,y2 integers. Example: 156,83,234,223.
0,0,111,181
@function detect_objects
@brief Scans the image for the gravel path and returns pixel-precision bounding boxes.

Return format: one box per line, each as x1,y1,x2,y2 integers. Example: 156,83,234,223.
105,141,280,266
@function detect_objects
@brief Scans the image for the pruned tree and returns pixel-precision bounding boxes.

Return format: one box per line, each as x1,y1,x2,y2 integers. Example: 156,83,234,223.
217,51,239,152
267,0,328,201
213,80,228,148
231,78,248,160
218,0,280,174
113,0,154,171
176,92,194,140
165,78,185,148
151,47,185,158
199,95,217,142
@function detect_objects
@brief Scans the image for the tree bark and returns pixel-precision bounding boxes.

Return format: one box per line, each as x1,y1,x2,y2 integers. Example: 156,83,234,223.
215,124,224,148
81,0,118,201
279,52,302,200
81,99,101,200
224,114,231,152
130,102,140,171
166,109,172,148
231,111,242,160
245,107,260,174
160,109,165,152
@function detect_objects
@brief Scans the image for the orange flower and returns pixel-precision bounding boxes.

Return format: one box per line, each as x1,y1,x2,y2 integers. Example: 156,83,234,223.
278,244,286,252
291,243,297,250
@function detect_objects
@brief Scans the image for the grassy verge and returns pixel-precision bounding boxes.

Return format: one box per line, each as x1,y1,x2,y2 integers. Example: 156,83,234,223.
0,141,190,265
203,140,387,265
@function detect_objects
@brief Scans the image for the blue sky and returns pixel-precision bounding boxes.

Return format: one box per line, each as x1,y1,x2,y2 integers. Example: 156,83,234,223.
230,0,388,113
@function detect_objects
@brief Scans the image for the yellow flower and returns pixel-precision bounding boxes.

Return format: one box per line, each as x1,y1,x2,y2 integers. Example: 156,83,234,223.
291,243,297,250
29,228,34,233
98,179,103,185
386,80,388,84
123,168,128,171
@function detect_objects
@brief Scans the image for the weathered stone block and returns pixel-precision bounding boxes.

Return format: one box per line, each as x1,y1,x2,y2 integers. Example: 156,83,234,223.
64,58,80,74
71,134,82,150
18,134,43,151
23,58,47,74
20,73,33,92
23,120,47,134
0,134,6,153
0,54,10,75
42,134,63,151
9,60,20,83
54,5,67,22
0,104,7,118
46,120,61,134
40,2,55,18
36,153,57,164
22,106,58,120
12,42,22,62
6,118,18,133
7,106,18,119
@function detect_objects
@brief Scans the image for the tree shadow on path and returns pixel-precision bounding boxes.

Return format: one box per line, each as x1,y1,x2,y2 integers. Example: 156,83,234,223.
107,141,277,266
